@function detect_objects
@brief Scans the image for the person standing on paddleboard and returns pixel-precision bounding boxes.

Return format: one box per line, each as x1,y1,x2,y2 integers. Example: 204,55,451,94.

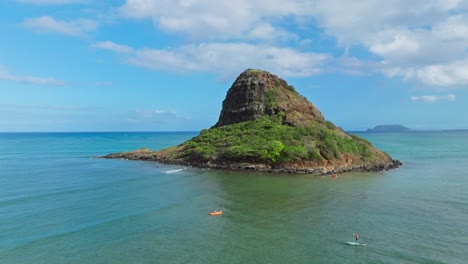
354,233,359,243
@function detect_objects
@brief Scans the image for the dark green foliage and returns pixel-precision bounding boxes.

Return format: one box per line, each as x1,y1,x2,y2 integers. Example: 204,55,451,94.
261,140,285,163
178,115,376,164
282,145,309,161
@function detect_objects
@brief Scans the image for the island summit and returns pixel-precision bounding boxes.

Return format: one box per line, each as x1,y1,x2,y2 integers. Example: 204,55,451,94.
103,69,401,174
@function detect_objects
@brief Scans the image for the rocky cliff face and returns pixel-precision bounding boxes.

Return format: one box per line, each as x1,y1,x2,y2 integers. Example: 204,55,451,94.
102,69,401,174
215,69,325,127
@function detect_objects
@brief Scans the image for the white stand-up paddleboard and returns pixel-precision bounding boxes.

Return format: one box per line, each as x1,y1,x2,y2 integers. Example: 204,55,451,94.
346,242,366,246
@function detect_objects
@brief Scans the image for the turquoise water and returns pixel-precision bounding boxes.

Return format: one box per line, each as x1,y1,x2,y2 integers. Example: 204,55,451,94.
0,132,467,263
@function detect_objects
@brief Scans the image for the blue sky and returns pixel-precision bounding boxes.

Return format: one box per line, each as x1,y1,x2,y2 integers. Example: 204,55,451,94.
1,0,468,132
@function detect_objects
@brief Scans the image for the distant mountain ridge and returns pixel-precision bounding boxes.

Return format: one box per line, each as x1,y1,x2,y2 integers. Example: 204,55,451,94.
367,125,411,133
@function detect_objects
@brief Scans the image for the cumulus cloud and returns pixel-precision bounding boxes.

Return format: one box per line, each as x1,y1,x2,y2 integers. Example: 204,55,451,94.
116,0,468,88
119,0,304,42
22,16,97,37
310,0,463,44
369,34,421,61
92,41,133,53
0,66,64,85
384,59,468,86
432,14,468,42
248,23,298,43
309,0,468,87
332,56,379,76
410,94,456,103
93,41,328,78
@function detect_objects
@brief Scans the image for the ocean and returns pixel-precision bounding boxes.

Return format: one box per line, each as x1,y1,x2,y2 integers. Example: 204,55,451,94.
0,131,467,263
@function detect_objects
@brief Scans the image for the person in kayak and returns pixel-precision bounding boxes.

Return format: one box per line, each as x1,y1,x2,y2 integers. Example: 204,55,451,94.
354,233,359,243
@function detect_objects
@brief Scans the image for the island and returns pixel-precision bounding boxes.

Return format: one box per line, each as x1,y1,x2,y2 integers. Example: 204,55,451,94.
102,69,401,174
367,125,411,133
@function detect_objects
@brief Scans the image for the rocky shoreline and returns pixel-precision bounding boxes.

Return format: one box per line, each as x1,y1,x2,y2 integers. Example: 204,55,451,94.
100,150,402,175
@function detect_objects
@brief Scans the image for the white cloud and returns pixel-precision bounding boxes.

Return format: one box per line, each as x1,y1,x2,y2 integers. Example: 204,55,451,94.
16,0,87,4
0,66,64,85
248,23,297,42
92,41,133,53
96,41,328,78
414,63,468,86
433,14,468,41
136,109,181,119
310,0,462,45
92,40,328,78
127,109,190,124
22,16,97,37
308,0,468,87
384,59,468,86
369,34,421,60
410,94,456,103
119,0,304,42
333,56,378,76
116,0,468,87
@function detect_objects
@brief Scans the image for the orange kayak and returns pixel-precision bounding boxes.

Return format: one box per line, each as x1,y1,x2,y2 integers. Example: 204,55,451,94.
209,210,223,216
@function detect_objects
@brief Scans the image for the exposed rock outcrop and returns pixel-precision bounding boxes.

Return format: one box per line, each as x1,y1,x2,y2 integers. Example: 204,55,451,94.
214,69,325,127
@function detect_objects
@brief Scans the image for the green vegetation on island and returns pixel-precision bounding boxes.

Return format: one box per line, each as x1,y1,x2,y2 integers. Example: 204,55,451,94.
103,69,400,174
173,114,374,164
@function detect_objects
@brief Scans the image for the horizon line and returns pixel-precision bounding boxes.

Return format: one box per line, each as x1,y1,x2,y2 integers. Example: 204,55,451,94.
1,129,468,133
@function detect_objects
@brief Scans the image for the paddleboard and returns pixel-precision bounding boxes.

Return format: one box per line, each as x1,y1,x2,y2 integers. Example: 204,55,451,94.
346,242,366,246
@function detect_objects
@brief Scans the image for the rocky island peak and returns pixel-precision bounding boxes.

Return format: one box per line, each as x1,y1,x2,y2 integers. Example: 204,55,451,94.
215,69,325,128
